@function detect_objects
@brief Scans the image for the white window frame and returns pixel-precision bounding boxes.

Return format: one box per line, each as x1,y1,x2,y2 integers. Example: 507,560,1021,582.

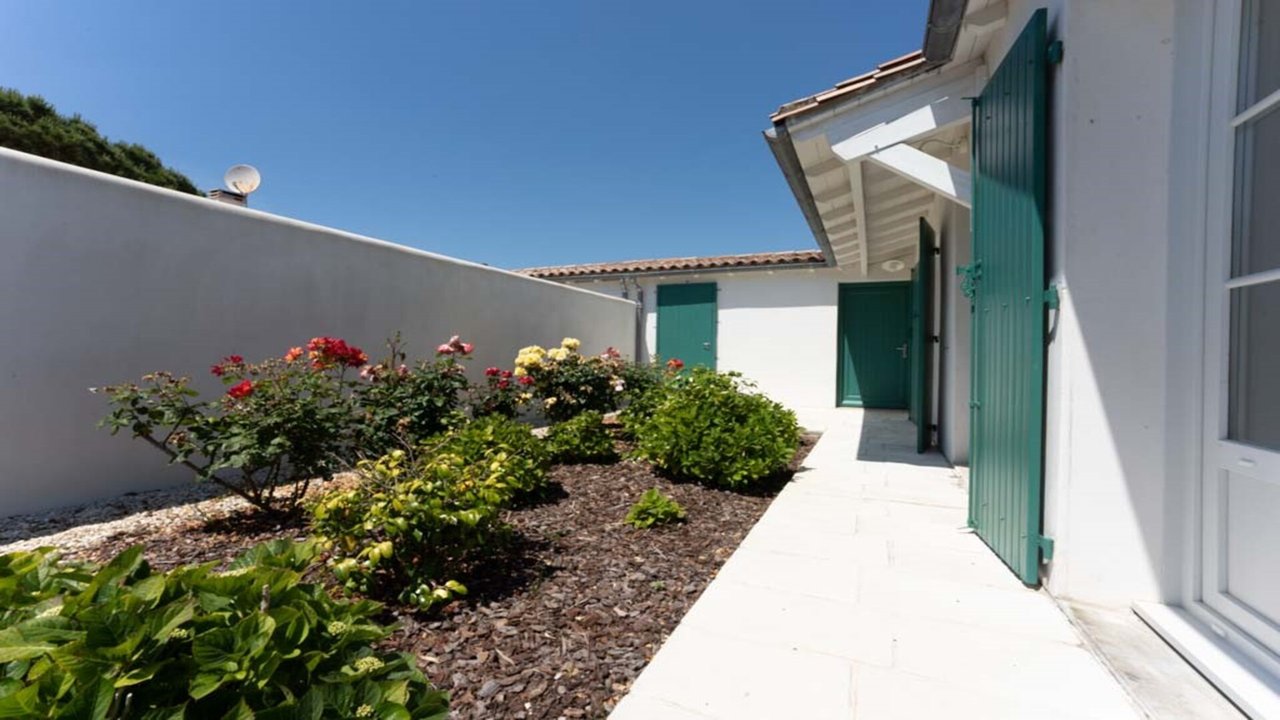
1184,0,1280,681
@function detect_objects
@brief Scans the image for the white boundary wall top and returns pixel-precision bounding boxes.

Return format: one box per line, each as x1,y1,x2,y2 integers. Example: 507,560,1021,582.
0,149,635,516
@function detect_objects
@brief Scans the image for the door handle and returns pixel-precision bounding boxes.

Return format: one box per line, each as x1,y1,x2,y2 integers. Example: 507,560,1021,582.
703,342,711,350
896,343,908,359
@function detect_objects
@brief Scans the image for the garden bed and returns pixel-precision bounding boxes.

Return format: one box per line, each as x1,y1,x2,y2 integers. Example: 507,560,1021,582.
1,434,817,719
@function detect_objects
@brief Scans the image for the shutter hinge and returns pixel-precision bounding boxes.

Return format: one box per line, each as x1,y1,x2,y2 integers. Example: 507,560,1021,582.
969,400,982,409
1039,535,1056,561
1047,40,1064,64
1043,285,1060,310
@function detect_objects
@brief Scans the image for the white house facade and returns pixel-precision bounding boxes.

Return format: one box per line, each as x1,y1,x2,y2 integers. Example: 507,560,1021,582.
532,0,1280,713
774,0,1280,713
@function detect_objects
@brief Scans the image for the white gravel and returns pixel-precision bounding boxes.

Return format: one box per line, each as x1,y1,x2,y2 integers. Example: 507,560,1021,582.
0,476,350,557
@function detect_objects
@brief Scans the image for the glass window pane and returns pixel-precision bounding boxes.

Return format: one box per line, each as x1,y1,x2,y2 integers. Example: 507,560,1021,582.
1239,0,1280,111
1229,280,1280,451
1232,108,1280,276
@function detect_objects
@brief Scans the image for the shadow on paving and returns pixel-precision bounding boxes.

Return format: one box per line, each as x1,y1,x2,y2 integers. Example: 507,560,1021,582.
856,409,953,468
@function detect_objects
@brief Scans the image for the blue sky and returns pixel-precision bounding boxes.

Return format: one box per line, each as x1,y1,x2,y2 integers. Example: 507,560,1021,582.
0,1,927,268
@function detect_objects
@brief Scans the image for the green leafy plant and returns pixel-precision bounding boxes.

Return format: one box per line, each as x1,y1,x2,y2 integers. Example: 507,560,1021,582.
514,340,627,422
429,415,551,501
96,339,366,515
310,448,510,611
624,488,687,529
544,411,619,464
631,368,801,488
0,540,449,718
356,334,471,455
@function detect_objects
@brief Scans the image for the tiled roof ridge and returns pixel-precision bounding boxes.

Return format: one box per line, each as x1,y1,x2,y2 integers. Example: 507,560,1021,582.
519,249,827,279
771,49,929,123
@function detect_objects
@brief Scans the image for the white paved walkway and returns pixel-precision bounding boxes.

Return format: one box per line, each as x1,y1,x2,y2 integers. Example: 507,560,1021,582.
611,409,1140,720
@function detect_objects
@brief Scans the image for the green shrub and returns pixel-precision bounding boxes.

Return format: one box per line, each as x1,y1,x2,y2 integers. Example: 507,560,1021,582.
624,488,687,529
545,411,618,464
309,449,510,611
430,415,550,500
617,360,667,408
631,368,801,488
0,540,449,718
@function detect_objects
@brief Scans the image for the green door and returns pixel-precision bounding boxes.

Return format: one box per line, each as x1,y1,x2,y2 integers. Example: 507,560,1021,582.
966,8,1052,585
910,219,935,453
656,283,716,369
837,283,910,408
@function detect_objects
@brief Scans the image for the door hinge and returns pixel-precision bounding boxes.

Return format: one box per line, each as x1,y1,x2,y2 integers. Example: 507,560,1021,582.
1047,40,1064,64
1043,285,1060,310
1038,535,1055,561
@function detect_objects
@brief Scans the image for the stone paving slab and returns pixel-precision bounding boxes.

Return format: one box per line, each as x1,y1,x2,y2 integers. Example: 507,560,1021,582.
610,409,1140,720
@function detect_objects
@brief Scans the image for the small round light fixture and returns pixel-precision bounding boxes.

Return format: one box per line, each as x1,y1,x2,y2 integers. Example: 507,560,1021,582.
881,259,907,273
224,164,262,195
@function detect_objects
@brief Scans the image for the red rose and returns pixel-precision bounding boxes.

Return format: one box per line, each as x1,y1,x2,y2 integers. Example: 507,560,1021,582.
226,355,243,365
518,375,534,386
484,367,501,377
666,358,685,371
497,379,510,390
500,370,512,379
210,364,225,377
227,379,254,399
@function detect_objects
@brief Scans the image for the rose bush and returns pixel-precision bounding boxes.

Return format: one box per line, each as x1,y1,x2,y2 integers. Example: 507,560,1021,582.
356,334,471,455
468,366,528,419
515,339,627,422
97,339,365,515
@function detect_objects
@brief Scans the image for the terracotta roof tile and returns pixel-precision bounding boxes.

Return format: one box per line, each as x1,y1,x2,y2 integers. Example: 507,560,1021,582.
518,250,827,279
771,50,930,123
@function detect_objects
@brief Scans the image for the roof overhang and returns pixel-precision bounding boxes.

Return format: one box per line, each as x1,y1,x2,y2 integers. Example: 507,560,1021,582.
766,0,1010,276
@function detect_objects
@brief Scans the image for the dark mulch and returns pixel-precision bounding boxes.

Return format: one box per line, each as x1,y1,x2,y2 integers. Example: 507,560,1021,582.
52,434,818,720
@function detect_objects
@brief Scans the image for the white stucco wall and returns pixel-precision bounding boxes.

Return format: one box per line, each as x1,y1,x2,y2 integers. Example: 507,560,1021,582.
565,263,911,413
979,0,1182,606
937,202,972,466
0,149,635,517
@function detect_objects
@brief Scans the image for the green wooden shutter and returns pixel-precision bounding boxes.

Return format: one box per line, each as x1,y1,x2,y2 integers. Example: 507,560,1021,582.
911,219,935,453
967,8,1052,585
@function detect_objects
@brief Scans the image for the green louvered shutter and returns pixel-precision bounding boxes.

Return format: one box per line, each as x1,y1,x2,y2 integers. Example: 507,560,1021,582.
967,8,1052,585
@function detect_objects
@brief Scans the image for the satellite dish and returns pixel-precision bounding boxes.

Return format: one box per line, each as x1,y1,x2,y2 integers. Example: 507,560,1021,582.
224,164,261,195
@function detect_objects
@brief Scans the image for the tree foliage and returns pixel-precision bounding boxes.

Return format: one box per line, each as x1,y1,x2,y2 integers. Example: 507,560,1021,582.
0,87,198,194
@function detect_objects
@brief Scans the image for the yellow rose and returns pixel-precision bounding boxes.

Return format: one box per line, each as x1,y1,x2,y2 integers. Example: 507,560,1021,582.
513,366,527,377
547,347,569,361
561,337,581,351
544,397,557,407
